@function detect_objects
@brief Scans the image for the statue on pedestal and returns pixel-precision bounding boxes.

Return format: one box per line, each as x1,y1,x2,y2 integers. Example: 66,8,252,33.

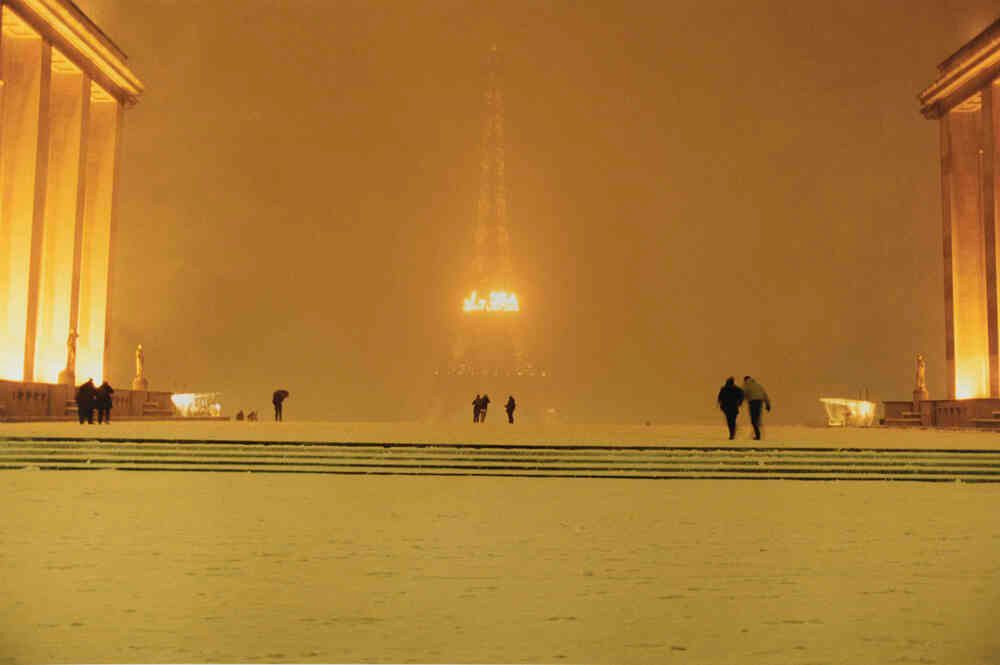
57,329,78,386
913,352,929,405
132,343,149,391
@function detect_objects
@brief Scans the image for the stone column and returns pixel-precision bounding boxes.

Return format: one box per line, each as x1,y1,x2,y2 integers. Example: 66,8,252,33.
941,113,956,400
945,97,990,399
34,62,88,384
75,84,119,384
992,80,1000,398
0,17,45,381
102,102,123,383
67,74,91,384
21,40,50,383
983,84,1000,398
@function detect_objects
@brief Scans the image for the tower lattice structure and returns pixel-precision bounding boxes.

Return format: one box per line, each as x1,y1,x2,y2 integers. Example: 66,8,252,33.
447,46,536,378
472,45,512,296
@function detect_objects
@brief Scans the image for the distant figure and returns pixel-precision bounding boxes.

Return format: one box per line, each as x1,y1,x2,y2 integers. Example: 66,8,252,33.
75,379,97,424
235,410,245,421
96,381,114,424
473,394,482,423
915,353,927,392
742,376,771,440
505,395,516,424
716,377,744,440
247,410,258,422
272,389,290,422
480,394,491,422
66,328,78,369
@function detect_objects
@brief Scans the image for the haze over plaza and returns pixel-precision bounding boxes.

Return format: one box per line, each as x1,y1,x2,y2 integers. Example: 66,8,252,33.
41,1,1000,422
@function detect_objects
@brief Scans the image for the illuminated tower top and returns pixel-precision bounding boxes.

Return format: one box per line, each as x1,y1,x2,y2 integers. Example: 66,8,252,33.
464,45,518,313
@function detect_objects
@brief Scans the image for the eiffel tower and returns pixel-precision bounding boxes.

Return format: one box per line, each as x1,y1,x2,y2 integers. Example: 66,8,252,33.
430,46,549,422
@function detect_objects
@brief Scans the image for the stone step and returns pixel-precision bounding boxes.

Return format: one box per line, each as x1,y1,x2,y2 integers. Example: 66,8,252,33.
971,418,1000,429
884,416,922,427
142,409,175,417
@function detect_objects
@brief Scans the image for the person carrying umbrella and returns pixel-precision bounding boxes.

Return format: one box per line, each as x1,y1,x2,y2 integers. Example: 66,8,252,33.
272,389,290,422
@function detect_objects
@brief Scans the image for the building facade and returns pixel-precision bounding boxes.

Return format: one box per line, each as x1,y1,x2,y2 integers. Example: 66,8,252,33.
919,17,1000,401
885,16,1000,428
0,0,142,388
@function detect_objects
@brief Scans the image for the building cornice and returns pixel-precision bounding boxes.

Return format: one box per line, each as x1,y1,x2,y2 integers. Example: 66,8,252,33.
3,0,143,106
919,17,1000,119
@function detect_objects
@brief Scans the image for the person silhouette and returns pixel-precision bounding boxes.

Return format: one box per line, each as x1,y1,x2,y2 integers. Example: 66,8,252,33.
96,381,114,424
472,394,482,423
716,377,744,440
505,395,516,424
742,376,771,440
272,390,289,422
479,394,491,422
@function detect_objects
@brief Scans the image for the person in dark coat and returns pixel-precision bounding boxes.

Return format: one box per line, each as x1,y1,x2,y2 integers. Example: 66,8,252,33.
742,376,772,440
479,394,491,422
505,395,516,424
716,377,744,440
272,390,288,422
75,379,97,424
472,394,482,423
96,381,114,424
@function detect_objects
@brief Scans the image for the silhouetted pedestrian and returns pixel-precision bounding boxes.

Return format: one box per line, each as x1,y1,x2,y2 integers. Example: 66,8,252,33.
75,379,97,424
505,395,516,424
272,389,289,422
742,376,771,440
716,377,744,440
480,394,490,422
96,381,114,424
473,394,482,423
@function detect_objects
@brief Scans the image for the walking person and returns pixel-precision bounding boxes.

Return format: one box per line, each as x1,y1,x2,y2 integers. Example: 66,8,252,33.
75,379,97,424
96,381,114,424
272,389,289,422
479,394,491,422
716,377,744,440
472,394,482,423
742,376,771,440
505,395,516,424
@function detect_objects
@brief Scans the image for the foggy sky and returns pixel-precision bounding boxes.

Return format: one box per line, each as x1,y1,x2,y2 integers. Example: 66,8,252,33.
80,0,999,423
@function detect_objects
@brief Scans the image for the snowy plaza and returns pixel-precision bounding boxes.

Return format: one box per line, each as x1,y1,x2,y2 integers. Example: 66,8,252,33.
0,422,998,664
2,1,1000,663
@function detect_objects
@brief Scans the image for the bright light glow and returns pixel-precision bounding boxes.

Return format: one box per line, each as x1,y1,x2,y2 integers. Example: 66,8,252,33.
76,93,119,384
0,24,45,380
462,290,519,312
171,392,222,417
34,67,88,383
819,398,877,427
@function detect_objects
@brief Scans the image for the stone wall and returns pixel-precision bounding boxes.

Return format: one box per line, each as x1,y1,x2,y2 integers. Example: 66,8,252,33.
0,379,174,421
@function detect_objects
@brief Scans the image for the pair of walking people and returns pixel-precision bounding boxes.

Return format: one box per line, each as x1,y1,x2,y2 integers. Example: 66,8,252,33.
472,394,491,422
75,379,114,424
717,376,771,440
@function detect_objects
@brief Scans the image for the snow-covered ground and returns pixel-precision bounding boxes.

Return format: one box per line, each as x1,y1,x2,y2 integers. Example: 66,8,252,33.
3,419,1000,450
0,423,998,664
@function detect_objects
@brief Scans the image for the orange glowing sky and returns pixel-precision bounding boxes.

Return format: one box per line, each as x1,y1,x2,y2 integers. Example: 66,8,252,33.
71,0,999,422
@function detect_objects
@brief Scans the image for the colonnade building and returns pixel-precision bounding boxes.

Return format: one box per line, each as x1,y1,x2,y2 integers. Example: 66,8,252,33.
886,16,1000,427
919,16,1000,403
0,0,142,388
